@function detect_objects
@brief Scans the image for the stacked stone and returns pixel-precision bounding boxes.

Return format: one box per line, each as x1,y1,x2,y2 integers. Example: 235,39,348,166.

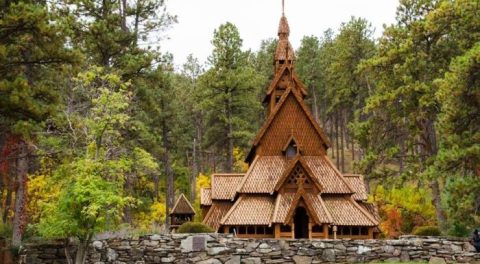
22,234,480,264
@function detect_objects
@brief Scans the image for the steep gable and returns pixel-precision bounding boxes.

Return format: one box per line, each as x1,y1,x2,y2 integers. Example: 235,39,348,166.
247,88,331,162
170,193,195,215
274,157,323,193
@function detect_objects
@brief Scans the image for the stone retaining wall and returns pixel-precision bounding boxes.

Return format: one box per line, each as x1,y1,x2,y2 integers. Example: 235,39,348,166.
22,234,480,264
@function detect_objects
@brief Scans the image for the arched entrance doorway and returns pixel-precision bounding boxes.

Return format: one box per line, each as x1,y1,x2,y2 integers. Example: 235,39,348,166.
294,206,309,239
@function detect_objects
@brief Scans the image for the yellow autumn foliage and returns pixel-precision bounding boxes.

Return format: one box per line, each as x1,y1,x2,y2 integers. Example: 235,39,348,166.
233,147,248,173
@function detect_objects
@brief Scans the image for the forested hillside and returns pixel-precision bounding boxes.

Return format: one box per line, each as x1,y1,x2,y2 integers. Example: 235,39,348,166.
0,0,478,256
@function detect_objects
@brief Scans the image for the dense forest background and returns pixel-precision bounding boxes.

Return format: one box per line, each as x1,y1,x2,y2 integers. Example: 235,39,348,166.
0,0,479,252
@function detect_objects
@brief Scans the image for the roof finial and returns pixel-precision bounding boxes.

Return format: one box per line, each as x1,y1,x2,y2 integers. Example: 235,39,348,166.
282,0,285,15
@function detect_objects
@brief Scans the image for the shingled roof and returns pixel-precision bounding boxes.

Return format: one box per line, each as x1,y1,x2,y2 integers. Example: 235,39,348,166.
322,196,378,226
221,195,275,226
237,156,287,194
303,156,354,194
203,201,233,231
343,174,368,201
211,173,244,200
170,193,195,215
200,188,212,206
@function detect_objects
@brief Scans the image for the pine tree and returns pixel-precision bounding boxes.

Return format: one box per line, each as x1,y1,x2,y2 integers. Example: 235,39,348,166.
0,0,78,246
200,22,263,172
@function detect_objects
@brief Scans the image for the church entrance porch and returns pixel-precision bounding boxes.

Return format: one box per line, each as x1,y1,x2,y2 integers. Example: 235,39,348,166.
294,207,309,239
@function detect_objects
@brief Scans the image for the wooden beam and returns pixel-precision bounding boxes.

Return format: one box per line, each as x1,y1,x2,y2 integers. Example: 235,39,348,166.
308,222,312,240
368,227,374,239
323,224,329,239
274,224,280,239
291,223,295,239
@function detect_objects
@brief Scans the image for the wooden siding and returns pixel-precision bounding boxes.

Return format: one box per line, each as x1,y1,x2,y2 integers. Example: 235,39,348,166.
258,93,327,156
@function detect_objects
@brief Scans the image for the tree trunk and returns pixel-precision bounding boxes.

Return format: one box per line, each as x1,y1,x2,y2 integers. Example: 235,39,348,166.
74,238,90,264
3,183,12,223
122,173,133,224
225,97,233,172
423,118,446,229
64,238,73,264
340,111,345,173
335,113,340,168
351,133,355,163
330,116,335,159
430,179,446,229
190,138,197,202
194,112,204,172
312,88,320,123
161,120,174,229
12,139,27,247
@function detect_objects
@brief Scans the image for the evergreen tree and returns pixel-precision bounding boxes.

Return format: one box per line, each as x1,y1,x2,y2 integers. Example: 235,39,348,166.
0,0,78,246
200,22,263,172
356,0,480,229
435,43,480,235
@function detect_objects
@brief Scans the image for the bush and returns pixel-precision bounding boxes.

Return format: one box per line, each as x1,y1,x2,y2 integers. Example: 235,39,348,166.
413,226,441,236
176,222,214,233
0,215,12,239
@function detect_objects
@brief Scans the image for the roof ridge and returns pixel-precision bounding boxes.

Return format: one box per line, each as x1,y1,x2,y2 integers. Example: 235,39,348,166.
251,88,331,153
322,155,355,194
273,157,324,193
284,189,321,225
271,192,283,225
348,196,379,225
235,155,259,194
266,64,289,96
316,193,334,223
219,194,244,225
212,173,245,176
170,193,195,215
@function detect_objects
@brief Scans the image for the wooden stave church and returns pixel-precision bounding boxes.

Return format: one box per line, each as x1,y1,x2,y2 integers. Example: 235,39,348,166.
200,10,380,240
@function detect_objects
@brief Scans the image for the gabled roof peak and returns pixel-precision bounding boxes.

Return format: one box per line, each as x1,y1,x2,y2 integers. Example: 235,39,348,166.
170,193,195,215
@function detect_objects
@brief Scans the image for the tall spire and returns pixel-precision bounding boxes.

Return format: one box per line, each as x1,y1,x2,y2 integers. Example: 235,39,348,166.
274,0,294,70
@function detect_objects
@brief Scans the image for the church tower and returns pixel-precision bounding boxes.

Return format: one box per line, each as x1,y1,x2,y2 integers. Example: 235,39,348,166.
201,1,380,240
264,3,307,116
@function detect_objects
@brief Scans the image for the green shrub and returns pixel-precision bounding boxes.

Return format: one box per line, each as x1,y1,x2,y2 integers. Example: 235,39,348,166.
413,226,441,236
176,222,214,233
0,215,12,239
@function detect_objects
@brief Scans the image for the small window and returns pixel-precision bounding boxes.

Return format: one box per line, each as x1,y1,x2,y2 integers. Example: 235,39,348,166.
247,226,255,234
266,226,274,235
312,225,323,233
345,226,352,235
361,227,369,236
239,226,246,234
275,96,281,103
257,226,265,234
279,60,285,64
352,227,360,236
280,224,291,232
286,142,297,159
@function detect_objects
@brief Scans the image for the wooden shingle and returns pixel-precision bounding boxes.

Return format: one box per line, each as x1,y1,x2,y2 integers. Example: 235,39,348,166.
170,193,195,215
323,196,378,226
221,195,275,226
211,173,244,200
200,188,212,206
343,174,368,201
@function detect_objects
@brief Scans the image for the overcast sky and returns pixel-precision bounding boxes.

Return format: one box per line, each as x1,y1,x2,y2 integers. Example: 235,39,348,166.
160,0,400,69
